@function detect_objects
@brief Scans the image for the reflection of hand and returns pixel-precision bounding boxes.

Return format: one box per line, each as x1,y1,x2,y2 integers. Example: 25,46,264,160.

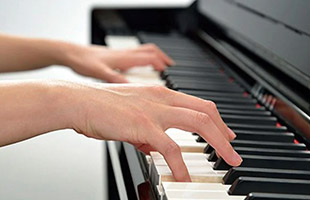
68,83,242,182
64,43,174,83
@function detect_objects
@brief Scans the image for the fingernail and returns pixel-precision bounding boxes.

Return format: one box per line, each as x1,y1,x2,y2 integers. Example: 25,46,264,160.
233,150,243,165
228,128,236,140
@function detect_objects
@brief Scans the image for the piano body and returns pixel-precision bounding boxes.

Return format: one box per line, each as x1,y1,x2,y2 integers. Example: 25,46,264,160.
91,0,310,199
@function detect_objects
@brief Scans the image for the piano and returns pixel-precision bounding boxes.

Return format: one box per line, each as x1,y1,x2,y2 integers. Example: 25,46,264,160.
91,0,310,199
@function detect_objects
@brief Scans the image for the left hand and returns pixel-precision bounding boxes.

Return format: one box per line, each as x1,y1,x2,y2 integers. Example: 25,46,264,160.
63,43,174,83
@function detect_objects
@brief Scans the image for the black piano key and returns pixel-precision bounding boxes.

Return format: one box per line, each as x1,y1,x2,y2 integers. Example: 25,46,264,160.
172,83,244,93
222,115,277,125
228,177,310,195
174,59,217,67
245,193,310,200
219,109,272,116
228,124,286,132
179,89,246,98
167,52,212,60
204,144,215,153
230,140,306,150
165,66,219,73
199,131,293,144
204,140,306,154
208,145,309,162
163,71,225,78
170,81,234,89
218,104,264,110
223,167,310,184
198,97,257,105
169,79,232,86
160,47,208,56
235,132,294,142
232,146,310,158
214,154,310,170
207,150,218,161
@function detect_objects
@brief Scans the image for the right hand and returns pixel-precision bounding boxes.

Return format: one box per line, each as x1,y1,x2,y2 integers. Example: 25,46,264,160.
66,83,242,182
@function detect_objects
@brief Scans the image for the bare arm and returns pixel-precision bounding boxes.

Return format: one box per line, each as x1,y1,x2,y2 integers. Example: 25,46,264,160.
0,80,242,182
0,33,174,82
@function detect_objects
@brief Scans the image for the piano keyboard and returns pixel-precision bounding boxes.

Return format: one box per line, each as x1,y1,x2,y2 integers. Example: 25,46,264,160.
105,34,310,200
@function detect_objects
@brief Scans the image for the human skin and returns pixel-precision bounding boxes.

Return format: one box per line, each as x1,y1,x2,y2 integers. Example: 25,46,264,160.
0,34,242,182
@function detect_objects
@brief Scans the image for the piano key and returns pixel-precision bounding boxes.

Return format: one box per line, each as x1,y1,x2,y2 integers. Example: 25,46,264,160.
174,59,219,68
204,140,306,154
245,193,310,200
167,51,213,60
222,115,277,125
199,131,293,144
208,145,297,162
172,83,244,93
213,154,310,170
163,71,225,78
165,65,220,73
228,177,310,195
150,161,223,185
160,47,209,56
164,190,245,200
218,109,272,116
229,140,306,150
218,104,264,110
227,124,286,132
179,89,247,98
162,182,244,200
226,146,309,158
234,131,294,142
169,79,233,87
197,97,257,105
223,167,310,184
162,183,310,200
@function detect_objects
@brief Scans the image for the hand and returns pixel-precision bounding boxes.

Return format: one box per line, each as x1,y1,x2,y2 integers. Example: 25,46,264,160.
64,43,174,83
67,83,242,182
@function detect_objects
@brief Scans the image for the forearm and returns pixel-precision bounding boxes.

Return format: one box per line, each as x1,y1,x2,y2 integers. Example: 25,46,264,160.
0,80,75,146
0,34,71,72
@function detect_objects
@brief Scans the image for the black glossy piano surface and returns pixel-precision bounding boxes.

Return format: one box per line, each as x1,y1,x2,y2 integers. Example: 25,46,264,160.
92,1,310,199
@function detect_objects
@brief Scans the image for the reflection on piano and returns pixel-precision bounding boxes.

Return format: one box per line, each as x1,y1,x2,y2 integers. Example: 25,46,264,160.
91,0,310,199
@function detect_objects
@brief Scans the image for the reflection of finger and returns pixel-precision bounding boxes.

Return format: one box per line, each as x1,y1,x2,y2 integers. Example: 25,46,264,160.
148,130,191,182
166,90,236,141
163,107,242,167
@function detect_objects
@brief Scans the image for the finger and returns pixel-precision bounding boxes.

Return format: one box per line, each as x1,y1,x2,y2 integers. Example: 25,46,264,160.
98,67,129,83
166,91,236,141
120,53,167,71
162,107,242,167
138,44,175,66
148,130,191,182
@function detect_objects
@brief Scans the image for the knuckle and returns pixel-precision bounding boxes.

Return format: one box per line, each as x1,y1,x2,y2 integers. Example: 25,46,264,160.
196,112,211,124
151,85,168,95
165,141,180,155
206,100,217,111
145,43,158,50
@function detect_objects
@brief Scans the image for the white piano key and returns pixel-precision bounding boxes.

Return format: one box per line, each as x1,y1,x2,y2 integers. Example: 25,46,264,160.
150,152,208,160
165,128,192,135
162,182,230,191
164,190,244,200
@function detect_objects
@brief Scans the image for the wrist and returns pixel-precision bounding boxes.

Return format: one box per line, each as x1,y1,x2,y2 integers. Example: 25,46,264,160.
46,81,83,130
